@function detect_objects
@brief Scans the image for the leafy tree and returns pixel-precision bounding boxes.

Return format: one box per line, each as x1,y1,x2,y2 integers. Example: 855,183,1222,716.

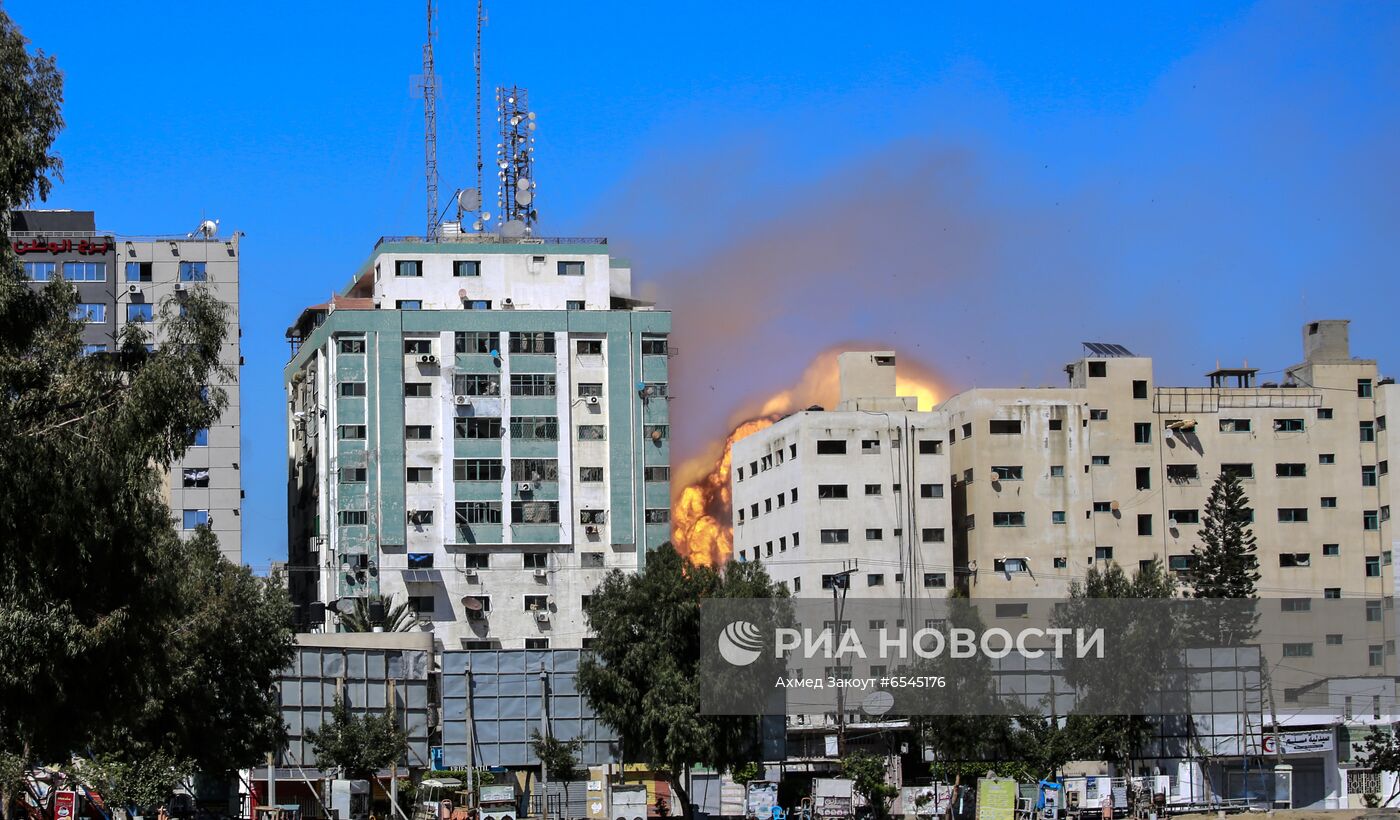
729,762,762,787
530,730,584,782
306,696,408,780
578,544,788,820
340,594,417,633
75,752,191,813
0,8,293,795
1189,471,1260,644
841,753,896,819
1354,727,1400,807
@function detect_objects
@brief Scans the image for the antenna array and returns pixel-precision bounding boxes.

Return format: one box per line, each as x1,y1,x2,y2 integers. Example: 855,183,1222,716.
422,0,439,240
496,85,537,238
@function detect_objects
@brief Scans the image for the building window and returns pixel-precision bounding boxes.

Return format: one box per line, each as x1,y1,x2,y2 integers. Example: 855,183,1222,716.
338,510,368,526
23,261,55,280
644,508,670,524
557,260,584,276
922,528,945,543
921,483,946,498
1221,463,1253,480
404,382,432,397
1095,546,1113,561
923,573,947,589
1324,588,1341,599
578,382,604,398
1318,453,1335,465
1137,515,1152,536
71,303,106,323
1087,361,1106,377
454,459,503,481
576,339,604,357
404,339,433,355
124,302,153,323
405,424,433,440
1366,556,1381,577
862,484,881,496
865,528,883,541
1364,510,1380,530
174,261,207,282
1282,643,1314,658
406,467,433,483
1052,511,1066,524
579,466,605,482
1090,409,1108,421
1050,465,1064,478
1321,496,1337,508
453,373,500,396
181,468,210,488
457,501,503,525
1135,467,1151,491
1323,543,1340,556
63,262,106,282
641,336,668,356
643,424,668,441
1132,422,1151,444
1279,553,1310,568
512,458,560,482
395,260,422,277
1274,418,1305,432
1219,418,1251,433
511,416,560,440
509,331,557,355
523,552,547,569
990,466,1021,481
1278,508,1308,523
396,299,422,310
182,509,210,529
576,424,605,441
1363,465,1378,486
1359,378,1374,398
510,373,556,396
1054,557,1068,568
1166,464,1199,485
455,417,502,439
1168,509,1200,525
408,553,434,569
1318,407,1333,419
919,440,943,454
1168,554,1195,574
989,419,1022,435
339,382,366,397
867,574,884,587
454,260,481,277
456,331,497,354
993,512,1026,527
513,500,561,524
407,595,434,615
339,338,366,354
1370,645,1384,667
1276,463,1306,478
820,529,849,544
1361,421,1376,442
816,439,846,455
639,465,669,483
1049,419,1063,431
341,467,367,483
464,299,491,310
339,425,367,440
1093,501,1112,513
407,509,434,526
1091,455,1110,466
860,439,880,454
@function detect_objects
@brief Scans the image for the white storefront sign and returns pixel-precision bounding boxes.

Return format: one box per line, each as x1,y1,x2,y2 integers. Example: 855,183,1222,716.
1261,730,1334,755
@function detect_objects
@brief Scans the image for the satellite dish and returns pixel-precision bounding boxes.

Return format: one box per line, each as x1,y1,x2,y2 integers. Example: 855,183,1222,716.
462,596,484,612
527,111,536,120
458,188,481,211
501,220,526,238
527,121,536,131
480,212,492,221
516,177,531,191
336,598,356,614
458,289,468,299
516,191,533,207
472,220,483,231
1110,500,1121,512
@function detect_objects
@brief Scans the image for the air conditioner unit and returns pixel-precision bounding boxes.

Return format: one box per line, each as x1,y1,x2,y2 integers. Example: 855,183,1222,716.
428,354,439,364
502,298,514,307
534,568,547,579
586,395,601,406
454,395,471,406
517,481,532,493
534,610,550,623
173,282,188,293
127,284,141,294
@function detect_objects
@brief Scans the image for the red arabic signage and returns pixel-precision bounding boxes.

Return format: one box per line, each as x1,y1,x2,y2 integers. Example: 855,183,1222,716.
54,791,76,820
12,237,113,255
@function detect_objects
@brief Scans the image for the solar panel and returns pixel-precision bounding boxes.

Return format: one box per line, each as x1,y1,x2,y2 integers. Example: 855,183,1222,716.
1083,342,1136,358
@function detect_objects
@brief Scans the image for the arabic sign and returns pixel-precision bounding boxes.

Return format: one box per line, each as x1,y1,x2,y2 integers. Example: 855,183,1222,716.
976,778,1017,820
12,237,113,255
1262,730,1334,755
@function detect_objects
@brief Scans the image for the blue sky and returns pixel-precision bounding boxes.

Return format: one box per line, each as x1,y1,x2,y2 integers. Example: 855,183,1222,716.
12,1,1400,573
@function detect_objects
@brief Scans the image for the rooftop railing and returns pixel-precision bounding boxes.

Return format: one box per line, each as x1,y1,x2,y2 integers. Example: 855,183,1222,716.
374,234,607,248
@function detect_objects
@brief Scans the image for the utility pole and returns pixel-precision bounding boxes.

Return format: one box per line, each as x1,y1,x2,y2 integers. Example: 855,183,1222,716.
464,663,476,806
539,667,551,818
830,561,857,759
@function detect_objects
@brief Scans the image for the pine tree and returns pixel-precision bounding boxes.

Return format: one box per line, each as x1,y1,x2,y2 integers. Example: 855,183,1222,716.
1189,471,1261,644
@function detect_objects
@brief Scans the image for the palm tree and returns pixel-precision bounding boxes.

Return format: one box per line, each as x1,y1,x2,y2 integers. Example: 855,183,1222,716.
339,594,417,632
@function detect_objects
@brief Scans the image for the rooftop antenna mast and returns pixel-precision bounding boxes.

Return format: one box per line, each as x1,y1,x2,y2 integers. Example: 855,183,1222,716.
423,0,439,241
496,85,537,238
457,0,488,231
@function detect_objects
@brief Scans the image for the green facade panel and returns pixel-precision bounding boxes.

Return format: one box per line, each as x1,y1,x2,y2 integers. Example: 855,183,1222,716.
456,481,506,501
454,440,504,459
509,397,557,416
508,355,558,374
456,524,503,545
641,355,669,383
511,440,559,459
513,523,563,543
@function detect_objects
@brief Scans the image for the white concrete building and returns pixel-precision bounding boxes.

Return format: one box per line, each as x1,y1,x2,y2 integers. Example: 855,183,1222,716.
285,235,670,650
